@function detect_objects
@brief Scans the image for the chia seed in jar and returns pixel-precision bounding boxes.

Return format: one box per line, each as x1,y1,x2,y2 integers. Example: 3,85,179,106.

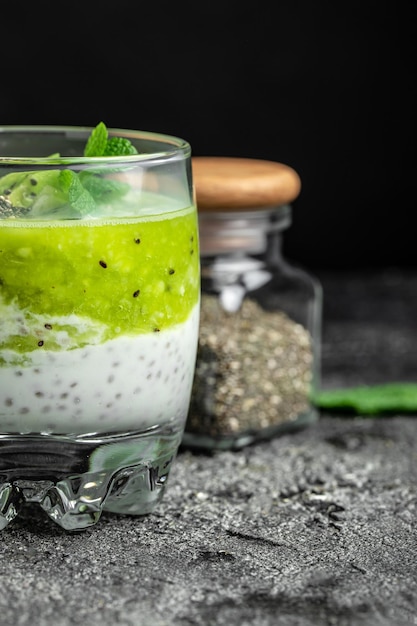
183,157,322,451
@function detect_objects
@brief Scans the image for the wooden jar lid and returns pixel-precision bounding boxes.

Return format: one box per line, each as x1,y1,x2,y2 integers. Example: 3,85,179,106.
192,156,301,211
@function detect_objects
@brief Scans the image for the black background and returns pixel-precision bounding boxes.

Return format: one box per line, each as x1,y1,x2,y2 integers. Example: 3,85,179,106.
1,2,415,271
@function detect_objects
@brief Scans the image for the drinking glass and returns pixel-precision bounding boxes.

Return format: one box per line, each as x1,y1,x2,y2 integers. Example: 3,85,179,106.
0,126,200,530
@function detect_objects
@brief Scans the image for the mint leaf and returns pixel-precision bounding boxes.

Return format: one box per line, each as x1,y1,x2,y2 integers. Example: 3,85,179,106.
84,122,108,157
104,137,138,156
84,123,138,157
59,169,96,215
79,171,130,202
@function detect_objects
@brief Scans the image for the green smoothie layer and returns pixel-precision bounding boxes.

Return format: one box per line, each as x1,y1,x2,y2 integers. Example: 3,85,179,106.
0,207,200,356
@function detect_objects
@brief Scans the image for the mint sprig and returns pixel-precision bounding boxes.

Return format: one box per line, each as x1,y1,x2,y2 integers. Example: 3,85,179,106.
84,122,138,157
0,122,138,219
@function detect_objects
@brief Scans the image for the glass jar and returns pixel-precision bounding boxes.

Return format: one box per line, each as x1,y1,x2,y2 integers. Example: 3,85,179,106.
183,156,322,451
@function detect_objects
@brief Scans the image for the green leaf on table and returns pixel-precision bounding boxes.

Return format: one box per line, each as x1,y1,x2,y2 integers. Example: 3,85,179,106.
314,383,417,415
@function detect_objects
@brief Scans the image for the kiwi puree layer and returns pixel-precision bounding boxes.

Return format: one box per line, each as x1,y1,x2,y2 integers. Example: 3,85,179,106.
0,206,200,358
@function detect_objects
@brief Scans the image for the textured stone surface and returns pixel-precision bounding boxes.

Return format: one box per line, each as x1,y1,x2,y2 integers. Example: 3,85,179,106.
0,269,416,626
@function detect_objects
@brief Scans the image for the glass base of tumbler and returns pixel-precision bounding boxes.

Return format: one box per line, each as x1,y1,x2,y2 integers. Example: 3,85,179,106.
0,426,181,531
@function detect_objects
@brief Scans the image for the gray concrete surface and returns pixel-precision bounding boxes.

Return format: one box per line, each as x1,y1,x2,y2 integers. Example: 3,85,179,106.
0,269,416,626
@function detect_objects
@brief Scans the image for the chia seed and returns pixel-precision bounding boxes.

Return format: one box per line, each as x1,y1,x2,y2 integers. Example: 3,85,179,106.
187,294,314,439
0,195,31,219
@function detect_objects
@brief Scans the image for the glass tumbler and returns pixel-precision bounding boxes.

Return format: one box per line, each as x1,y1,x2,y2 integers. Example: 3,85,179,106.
0,126,200,530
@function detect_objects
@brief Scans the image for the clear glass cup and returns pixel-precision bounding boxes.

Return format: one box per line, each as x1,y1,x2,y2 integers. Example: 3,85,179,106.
0,125,200,530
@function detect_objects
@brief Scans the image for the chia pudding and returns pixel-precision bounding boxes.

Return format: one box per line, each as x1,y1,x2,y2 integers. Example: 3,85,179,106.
0,125,200,529
0,209,200,436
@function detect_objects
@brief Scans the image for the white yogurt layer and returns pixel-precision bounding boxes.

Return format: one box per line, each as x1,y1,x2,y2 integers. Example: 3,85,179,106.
0,304,199,435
